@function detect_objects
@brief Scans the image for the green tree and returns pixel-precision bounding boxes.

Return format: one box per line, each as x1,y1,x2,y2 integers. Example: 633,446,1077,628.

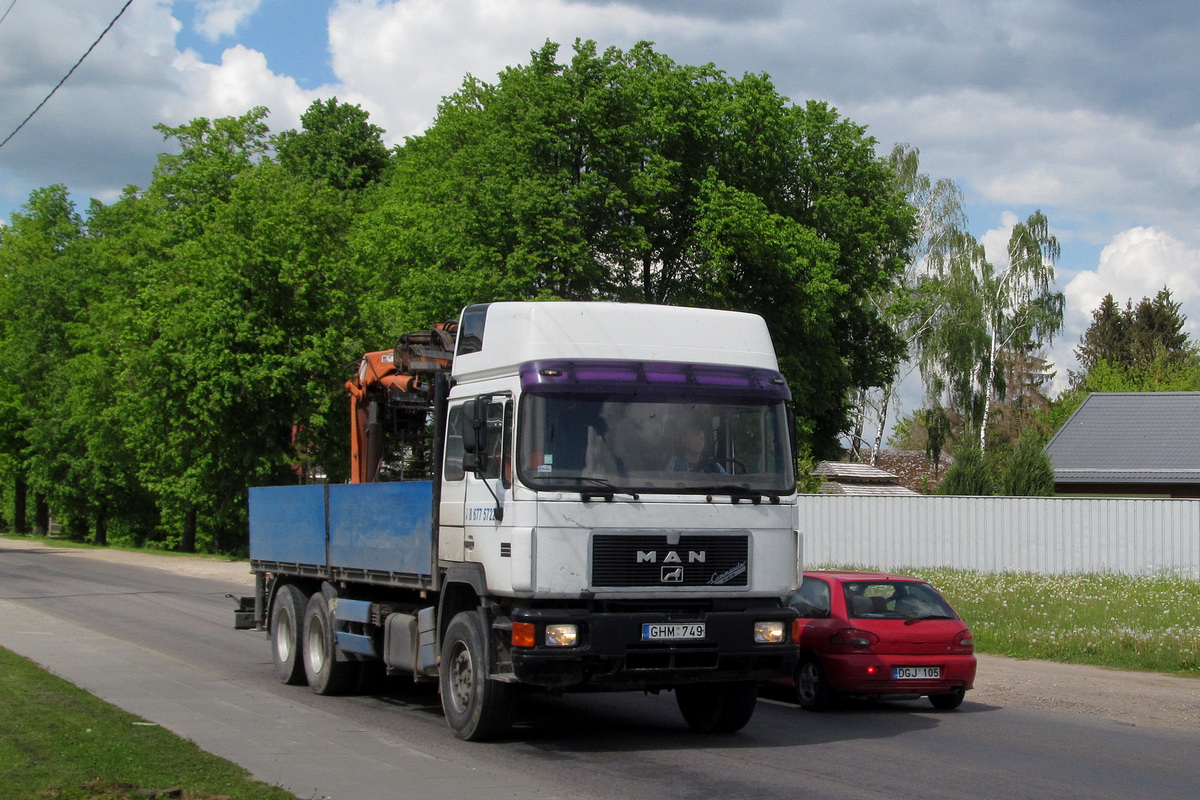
1074,288,1195,388
996,428,1055,496
1073,293,1128,377
275,98,391,192
849,144,968,463
352,40,913,456
0,186,88,536
1129,287,1189,365
922,407,952,478
117,155,361,552
919,211,1064,451
936,436,993,496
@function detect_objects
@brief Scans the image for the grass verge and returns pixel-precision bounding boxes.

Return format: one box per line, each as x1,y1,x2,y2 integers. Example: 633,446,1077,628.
0,647,298,800
897,567,1200,676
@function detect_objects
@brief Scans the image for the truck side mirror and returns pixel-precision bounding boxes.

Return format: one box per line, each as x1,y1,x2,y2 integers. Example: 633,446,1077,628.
461,396,491,474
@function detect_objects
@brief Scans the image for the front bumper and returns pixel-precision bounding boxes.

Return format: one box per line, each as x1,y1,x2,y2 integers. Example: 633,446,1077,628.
507,605,799,689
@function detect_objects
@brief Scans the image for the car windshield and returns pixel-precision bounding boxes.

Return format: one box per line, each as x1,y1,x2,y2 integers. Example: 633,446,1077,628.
517,394,794,495
842,580,957,621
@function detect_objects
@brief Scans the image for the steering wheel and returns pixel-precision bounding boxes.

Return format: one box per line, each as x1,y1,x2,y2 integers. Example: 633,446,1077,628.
706,458,748,475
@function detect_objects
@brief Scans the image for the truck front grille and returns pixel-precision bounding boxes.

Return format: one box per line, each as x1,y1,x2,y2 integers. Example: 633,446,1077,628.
591,532,749,588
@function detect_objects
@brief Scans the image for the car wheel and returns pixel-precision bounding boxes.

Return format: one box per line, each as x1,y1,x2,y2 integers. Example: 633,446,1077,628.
928,687,966,710
795,656,836,711
269,583,308,685
676,681,759,733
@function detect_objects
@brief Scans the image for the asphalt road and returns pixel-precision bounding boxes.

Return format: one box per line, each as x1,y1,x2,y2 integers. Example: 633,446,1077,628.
1,542,1197,800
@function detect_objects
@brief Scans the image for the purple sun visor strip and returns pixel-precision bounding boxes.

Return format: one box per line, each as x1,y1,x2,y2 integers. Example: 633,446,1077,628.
519,359,792,402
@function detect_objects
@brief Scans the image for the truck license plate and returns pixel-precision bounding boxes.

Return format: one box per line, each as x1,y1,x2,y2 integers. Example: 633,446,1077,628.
642,623,705,641
893,666,941,679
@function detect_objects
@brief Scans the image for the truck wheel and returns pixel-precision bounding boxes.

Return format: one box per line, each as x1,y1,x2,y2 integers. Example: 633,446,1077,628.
439,611,515,741
270,583,308,685
675,681,758,733
303,592,359,696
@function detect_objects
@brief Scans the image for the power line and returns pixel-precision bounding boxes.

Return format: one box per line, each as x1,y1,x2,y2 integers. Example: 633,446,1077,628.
0,0,134,151
0,0,20,29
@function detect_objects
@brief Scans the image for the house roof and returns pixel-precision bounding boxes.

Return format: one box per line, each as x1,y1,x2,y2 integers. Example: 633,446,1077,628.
813,462,903,482
1044,392,1200,484
813,461,921,495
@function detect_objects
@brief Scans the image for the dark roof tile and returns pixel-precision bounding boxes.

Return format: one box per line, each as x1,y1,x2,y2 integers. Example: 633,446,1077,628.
1045,392,1200,483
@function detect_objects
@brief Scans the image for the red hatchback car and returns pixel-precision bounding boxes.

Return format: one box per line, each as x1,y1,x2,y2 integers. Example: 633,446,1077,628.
781,570,977,710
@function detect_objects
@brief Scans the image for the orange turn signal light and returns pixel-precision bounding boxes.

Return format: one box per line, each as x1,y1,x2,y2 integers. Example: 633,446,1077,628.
512,621,536,648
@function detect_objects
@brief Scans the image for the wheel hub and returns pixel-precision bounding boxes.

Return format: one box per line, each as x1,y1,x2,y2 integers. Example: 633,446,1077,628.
449,643,473,712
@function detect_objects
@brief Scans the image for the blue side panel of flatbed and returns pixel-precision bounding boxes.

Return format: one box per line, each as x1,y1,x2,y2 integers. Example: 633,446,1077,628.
248,485,327,565
328,482,433,577
248,482,434,580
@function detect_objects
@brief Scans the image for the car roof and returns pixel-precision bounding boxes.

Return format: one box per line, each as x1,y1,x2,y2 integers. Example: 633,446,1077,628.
803,569,926,583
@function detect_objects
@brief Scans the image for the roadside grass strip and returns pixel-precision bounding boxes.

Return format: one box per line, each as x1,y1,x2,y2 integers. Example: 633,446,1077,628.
901,568,1200,676
0,647,298,800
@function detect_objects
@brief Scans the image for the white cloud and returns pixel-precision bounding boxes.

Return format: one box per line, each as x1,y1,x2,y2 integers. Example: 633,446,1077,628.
849,91,1200,253
1065,227,1200,336
168,45,320,129
1043,226,1200,389
980,211,1019,270
192,0,263,41
326,0,675,141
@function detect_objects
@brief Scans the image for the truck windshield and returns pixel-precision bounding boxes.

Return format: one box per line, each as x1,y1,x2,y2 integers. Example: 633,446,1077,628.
517,395,794,495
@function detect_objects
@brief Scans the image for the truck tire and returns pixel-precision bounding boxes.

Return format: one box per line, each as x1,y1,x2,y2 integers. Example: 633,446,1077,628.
303,592,360,696
439,611,515,741
270,583,308,685
675,681,758,733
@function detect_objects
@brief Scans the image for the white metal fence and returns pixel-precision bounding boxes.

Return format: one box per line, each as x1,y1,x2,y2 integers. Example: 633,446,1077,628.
798,495,1200,578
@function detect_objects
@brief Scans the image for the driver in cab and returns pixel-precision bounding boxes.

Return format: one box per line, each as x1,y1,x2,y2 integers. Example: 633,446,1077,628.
667,422,727,473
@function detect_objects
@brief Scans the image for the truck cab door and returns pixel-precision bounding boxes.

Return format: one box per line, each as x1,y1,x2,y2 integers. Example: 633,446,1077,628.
439,403,468,562
440,397,511,562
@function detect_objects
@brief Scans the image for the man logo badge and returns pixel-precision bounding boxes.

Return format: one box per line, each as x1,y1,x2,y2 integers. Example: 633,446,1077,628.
661,566,684,583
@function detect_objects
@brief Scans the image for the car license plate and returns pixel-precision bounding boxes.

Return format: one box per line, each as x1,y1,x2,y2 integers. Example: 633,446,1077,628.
894,666,941,680
642,623,705,641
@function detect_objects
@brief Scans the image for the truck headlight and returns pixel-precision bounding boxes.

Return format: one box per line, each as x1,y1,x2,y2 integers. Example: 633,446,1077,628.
753,621,786,644
545,623,579,647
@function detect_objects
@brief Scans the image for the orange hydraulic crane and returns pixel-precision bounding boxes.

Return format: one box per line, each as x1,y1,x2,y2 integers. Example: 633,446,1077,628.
346,323,457,483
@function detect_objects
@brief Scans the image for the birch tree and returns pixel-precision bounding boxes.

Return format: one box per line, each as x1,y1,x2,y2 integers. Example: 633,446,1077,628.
920,211,1063,452
848,144,965,463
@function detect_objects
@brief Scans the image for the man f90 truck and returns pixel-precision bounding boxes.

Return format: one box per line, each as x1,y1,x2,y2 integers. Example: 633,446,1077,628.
239,301,801,740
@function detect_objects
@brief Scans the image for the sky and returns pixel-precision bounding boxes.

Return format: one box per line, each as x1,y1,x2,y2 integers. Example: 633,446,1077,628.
2,0,1199,435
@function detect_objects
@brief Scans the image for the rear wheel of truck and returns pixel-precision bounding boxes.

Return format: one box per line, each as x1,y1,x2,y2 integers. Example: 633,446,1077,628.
439,611,515,741
675,681,759,733
303,592,360,695
270,583,308,685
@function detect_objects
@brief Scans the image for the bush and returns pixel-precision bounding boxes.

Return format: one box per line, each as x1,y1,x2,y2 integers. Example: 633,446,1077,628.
937,436,993,495
997,429,1055,496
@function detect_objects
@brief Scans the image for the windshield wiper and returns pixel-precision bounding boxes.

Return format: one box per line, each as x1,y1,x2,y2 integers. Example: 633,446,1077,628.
705,485,772,504
569,477,640,502
904,614,957,625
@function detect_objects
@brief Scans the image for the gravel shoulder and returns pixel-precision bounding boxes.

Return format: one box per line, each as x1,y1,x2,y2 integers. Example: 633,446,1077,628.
4,535,1199,734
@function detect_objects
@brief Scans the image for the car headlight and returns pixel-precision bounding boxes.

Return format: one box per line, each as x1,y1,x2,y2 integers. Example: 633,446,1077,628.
753,620,786,644
545,623,579,647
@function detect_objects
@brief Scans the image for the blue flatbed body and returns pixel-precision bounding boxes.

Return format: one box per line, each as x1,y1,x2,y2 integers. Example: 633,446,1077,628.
248,482,435,588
